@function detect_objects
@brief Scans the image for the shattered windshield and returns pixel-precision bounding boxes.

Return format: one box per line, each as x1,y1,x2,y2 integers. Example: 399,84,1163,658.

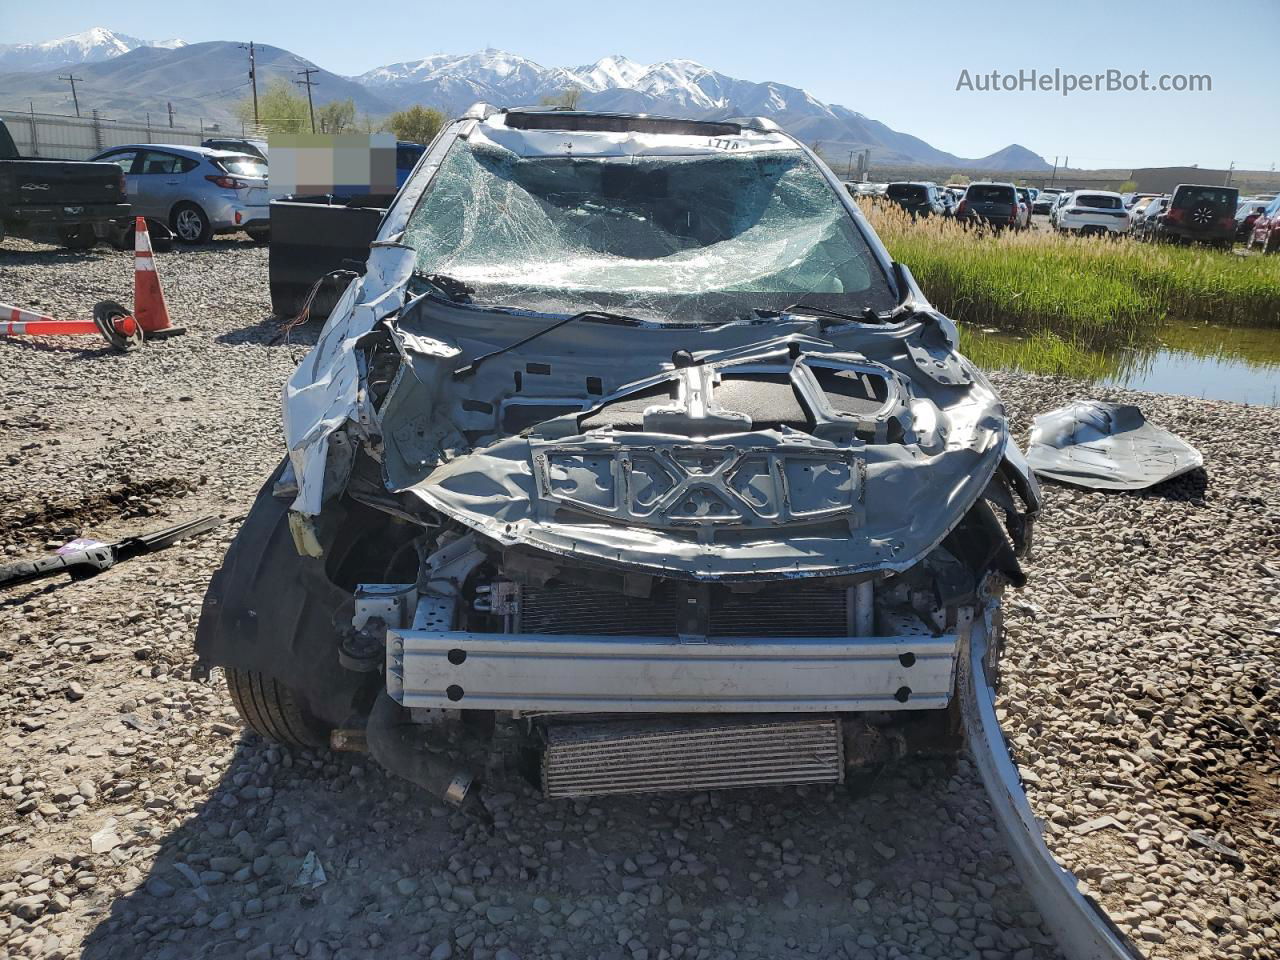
402,139,894,323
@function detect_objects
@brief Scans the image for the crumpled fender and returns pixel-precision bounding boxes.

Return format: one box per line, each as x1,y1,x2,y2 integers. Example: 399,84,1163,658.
282,243,416,516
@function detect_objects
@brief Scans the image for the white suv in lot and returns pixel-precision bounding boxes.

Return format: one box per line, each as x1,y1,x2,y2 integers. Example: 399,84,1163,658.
1054,190,1130,235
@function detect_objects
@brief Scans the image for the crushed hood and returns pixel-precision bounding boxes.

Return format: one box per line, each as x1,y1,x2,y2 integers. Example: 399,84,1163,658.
357,293,1012,581
1025,400,1203,491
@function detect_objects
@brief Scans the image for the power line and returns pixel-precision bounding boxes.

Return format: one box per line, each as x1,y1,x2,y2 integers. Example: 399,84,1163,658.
295,67,318,134
58,74,83,117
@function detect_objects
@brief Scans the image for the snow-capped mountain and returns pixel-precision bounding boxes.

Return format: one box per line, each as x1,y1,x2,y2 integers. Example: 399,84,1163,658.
0,33,1047,170
0,27,186,73
356,50,819,114
355,49,1049,170
571,55,648,92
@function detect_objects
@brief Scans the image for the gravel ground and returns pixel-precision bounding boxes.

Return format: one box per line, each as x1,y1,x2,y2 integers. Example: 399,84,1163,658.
0,238,1275,960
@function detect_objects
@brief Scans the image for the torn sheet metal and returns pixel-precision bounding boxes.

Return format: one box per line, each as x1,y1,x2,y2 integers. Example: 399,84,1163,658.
1025,401,1202,490
378,294,1010,581
279,106,1028,580
282,244,416,515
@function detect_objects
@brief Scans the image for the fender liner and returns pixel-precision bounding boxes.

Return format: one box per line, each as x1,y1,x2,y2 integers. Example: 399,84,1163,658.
195,462,372,729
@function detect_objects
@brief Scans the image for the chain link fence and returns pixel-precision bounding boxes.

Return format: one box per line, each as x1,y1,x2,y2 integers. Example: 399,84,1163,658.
2,108,268,160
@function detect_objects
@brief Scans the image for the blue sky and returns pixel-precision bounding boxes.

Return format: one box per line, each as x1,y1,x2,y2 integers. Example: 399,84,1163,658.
4,0,1277,169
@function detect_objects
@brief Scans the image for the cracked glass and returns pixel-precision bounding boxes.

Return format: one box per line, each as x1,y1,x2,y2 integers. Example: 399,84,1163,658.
402,138,894,324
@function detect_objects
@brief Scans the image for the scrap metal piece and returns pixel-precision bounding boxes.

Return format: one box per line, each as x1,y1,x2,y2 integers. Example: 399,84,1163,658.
1025,401,1202,490
0,514,228,591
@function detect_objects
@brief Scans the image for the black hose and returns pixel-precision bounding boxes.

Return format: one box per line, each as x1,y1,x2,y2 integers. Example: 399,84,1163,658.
365,689,489,819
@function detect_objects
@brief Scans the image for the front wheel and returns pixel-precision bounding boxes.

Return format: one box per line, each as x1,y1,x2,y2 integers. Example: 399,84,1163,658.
171,202,212,244
225,666,330,748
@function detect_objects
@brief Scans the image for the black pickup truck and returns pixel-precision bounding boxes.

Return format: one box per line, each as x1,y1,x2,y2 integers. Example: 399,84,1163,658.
0,119,130,249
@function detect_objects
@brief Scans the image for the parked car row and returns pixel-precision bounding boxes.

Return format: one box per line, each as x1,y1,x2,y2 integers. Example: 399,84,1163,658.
861,172,1266,251
865,180,1044,228
0,127,432,250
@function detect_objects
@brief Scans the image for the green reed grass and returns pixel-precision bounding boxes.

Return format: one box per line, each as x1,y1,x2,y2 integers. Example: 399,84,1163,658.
860,201,1280,347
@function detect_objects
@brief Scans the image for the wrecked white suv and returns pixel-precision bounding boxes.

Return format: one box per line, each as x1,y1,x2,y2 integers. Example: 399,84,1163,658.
197,106,1040,811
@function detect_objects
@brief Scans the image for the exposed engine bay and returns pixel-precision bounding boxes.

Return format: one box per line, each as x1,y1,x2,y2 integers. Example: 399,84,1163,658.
198,106,1040,811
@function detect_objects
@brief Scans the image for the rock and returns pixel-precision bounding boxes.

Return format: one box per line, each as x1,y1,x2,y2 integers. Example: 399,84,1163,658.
145,876,176,898
89,821,121,854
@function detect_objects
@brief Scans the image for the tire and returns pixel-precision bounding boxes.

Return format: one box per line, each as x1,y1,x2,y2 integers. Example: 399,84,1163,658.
58,224,96,250
246,227,270,244
171,202,212,244
225,666,329,748
196,461,375,737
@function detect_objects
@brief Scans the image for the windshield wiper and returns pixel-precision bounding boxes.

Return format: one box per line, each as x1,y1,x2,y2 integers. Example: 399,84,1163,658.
767,303,900,326
453,310,644,380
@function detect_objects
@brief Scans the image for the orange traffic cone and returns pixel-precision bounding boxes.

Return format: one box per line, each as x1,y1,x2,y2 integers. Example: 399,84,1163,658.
2,300,141,351
130,217,184,339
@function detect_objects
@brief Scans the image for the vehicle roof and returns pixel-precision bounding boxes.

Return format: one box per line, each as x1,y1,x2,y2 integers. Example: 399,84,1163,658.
1071,189,1123,197
966,181,1017,188
96,143,258,160
888,181,934,187
466,107,795,158
487,104,778,132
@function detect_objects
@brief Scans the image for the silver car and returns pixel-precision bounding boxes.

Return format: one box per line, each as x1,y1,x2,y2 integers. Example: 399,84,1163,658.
89,143,269,244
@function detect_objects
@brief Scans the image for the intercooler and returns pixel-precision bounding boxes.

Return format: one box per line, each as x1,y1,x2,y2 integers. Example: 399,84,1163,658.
540,716,845,798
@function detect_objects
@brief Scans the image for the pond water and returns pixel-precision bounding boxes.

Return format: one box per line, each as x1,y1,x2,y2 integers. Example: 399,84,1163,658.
961,322,1280,407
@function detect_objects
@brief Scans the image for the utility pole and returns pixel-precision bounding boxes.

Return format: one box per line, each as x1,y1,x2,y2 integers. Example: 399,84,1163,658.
847,149,855,180
296,67,318,134
239,41,259,126
1049,156,1058,186
58,74,83,117
1225,161,1234,187
167,101,174,128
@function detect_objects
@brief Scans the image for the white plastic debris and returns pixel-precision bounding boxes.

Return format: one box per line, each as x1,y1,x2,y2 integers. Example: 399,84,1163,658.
296,850,327,888
89,818,121,854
